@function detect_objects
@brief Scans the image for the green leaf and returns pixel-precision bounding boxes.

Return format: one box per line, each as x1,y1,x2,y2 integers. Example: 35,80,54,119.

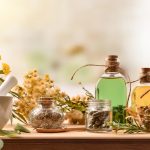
0,78,4,82
14,123,30,133
13,110,28,123
0,124,30,138
12,112,27,124
9,91,20,98
0,71,4,74
0,130,19,137
0,140,4,149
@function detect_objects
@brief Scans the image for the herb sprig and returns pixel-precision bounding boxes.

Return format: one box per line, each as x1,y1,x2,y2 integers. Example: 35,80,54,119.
112,122,145,134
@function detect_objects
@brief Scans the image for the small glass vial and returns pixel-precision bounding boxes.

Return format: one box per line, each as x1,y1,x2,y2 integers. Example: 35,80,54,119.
86,99,112,132
29,97,64,129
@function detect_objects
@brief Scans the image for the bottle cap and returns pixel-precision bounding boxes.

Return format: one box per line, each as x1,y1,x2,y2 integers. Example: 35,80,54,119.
38,97,53,107
141,68,150,73
105,55,119,72
107,55,118,61
140,68,150,83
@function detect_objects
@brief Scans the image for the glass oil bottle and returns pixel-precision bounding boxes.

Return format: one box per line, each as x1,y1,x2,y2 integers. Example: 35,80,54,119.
95,55,127,123
131,68,150,109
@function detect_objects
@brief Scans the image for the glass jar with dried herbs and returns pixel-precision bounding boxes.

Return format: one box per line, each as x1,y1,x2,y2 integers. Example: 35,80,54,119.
86,99,112,132
29,97,64,129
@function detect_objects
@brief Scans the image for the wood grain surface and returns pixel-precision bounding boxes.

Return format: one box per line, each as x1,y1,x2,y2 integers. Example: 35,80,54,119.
2,139,150,150
1,125,150,150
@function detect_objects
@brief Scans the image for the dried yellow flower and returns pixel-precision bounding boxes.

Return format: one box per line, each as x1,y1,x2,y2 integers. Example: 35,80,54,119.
13,70,67,121
13,69,89,123
2,63,11,75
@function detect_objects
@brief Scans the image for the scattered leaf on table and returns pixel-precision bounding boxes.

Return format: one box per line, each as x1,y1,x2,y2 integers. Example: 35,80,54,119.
14,123,30,133
0,130,19,137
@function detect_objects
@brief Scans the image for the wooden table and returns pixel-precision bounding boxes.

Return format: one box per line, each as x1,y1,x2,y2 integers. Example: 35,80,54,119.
1,125,150,150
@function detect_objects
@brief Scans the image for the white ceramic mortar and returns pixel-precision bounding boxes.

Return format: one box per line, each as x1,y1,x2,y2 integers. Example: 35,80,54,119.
0,96,13,129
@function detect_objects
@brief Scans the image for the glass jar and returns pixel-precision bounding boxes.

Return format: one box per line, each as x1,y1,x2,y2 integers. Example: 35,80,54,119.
29,97,64,129
86,99,112,132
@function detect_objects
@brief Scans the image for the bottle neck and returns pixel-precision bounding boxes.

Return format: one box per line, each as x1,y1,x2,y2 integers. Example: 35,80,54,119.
38,99,53,109
105,68,119,73
88,100,111,110
101,72,124,79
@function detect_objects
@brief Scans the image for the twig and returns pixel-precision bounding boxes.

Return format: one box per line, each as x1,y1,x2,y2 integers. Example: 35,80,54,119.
71,64,106,80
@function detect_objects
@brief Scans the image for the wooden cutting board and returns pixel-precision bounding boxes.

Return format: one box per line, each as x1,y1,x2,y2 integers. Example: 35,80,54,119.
36,127,86,133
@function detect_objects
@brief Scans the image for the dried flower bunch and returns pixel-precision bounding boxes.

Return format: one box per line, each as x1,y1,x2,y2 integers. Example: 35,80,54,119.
112,106,150,134
13,70,89,124
0,56,11,85
14,70,54,119
127,106,150,131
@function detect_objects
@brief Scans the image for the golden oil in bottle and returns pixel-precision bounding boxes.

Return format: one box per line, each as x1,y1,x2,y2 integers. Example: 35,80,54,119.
131,68,150,108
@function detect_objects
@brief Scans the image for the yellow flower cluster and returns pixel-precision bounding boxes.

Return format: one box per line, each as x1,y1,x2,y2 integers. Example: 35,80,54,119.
23,70,54,99
13,70,90,123
13,70,68,119
71,95,89,104
2,63,11,75
0,56,11,75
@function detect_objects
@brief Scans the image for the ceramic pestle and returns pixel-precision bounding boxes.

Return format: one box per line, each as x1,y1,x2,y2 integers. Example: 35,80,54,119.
0,75,18,96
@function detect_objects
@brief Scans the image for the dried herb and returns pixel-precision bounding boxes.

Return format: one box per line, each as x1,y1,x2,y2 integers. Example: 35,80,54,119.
112,106,150,134
11,70,89,124
78,82,94,99
30,109,64,129
138,106,150,131
111,122,145,134
87,110,111,130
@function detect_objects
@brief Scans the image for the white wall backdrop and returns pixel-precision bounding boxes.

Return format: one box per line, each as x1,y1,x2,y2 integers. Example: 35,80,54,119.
0,0,149,86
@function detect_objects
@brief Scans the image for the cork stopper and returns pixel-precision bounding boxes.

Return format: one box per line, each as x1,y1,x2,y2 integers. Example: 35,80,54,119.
141,68,150,74
140,68,150,83
38,97,53,108
105,55,119,72
107,55,118,61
